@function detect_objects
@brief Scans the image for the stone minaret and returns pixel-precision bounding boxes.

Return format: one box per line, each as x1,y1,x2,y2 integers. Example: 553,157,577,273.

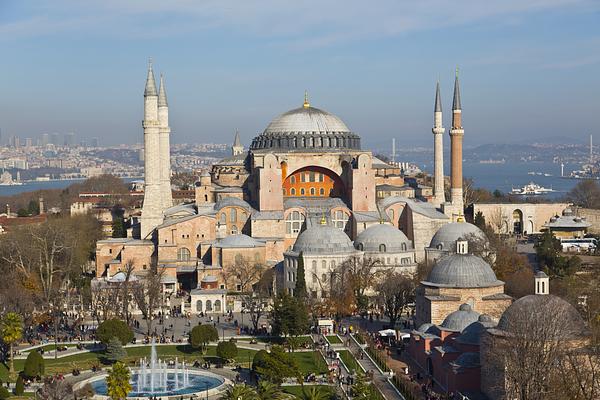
158,73,173,210
141,60,164,238
432,81,446,207
449,69,464,212
232,130,243,156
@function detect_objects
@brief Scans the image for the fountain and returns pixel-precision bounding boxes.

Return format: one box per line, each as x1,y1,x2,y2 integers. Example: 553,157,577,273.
84,338,226,398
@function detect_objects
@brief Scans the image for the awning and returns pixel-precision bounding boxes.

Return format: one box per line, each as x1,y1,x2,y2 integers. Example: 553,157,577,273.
378,329,396,337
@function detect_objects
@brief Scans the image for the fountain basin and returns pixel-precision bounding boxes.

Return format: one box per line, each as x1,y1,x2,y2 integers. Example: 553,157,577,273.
76,369,229,399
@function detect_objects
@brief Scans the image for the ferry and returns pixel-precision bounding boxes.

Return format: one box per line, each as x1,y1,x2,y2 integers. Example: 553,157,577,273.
511,182,554,195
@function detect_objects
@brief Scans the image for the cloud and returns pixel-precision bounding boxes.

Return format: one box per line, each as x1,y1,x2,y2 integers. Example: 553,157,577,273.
1,0,596,47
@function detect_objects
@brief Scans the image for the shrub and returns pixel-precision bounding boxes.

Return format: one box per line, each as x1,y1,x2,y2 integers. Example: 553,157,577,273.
96,319,133,345
0,386,10,400
24,350,45,378
252,350,269,371
216,341,237,363
189,325,218,353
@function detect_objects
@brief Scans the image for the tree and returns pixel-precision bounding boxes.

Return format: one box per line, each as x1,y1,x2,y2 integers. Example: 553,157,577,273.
111,216,126,238
474,211,486,229
228,256,265,292
0,386,10,400
535,231,581,278
336,256,382,316
294,254,307,300
219,384,259,400
300,386,332,400
271,293,309,340
190,324,219,353
568,180,600,209
376,272,415,328
351,373,370,398
96,319,133,345
216,341,238,363
106,361,131,400
15,375,25,395
253,345,301,384
24,349,45,378
37,376,74,400
240,269,273,333
132,266,165,336
0,312,23,373
105,337,127,363
256,381,292,400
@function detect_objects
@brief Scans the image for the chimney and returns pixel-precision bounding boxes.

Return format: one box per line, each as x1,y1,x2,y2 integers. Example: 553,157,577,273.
534,271,549,295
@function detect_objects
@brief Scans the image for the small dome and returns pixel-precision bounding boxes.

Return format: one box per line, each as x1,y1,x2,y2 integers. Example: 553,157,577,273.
354,224,412,252
423,254,502,288
497,294,586,336
201,275,218,283
417,323,435,333
293,223,355,255
562,207,573,216
217,234,264,248
440,304,481,332
456,315,496,345
429,222,487,251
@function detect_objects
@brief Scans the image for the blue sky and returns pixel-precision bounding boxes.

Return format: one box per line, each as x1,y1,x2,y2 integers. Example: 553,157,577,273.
0,1,599,149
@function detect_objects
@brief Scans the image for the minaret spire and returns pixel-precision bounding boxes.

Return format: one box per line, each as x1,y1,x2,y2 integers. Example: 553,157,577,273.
158,73,168,107
449,67,465,215
144,59,157,97
452,67,461,112
432,81,446,207
232,129,243,156
233,130,241,147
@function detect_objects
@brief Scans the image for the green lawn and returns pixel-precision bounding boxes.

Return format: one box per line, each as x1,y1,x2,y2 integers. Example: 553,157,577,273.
338,350,362,374
282,385,335,399
325,335,342,344
289,351,328,375
0,344,257,383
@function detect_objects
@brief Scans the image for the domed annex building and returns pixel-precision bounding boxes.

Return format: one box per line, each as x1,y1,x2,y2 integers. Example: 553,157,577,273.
94,63,474,310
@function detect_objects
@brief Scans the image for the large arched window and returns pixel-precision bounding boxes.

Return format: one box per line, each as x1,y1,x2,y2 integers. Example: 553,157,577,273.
206,300,213,312
310,188,315,196
230,208,237,222
331,210,349,230
214,300,222,312
357,243,364,251
286,210,305,235
196,300,203,312
379,244,387,253
300,188,305,195
178,248,191,261
290,176,296,184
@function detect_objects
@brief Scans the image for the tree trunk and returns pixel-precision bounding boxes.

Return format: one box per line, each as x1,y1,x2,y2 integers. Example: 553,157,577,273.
9,342,14,373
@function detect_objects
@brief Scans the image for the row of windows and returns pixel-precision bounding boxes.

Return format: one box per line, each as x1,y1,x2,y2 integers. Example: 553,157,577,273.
284,187,330,196
355,243,408,252
218,208,248,224
290,172,326,184
196,299,222,312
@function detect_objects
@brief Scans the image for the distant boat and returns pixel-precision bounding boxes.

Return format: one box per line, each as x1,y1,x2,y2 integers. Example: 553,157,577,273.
511,182,554,195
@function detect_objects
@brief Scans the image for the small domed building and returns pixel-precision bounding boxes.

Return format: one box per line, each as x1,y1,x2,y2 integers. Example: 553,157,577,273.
354,223,417,270
415,240,511,327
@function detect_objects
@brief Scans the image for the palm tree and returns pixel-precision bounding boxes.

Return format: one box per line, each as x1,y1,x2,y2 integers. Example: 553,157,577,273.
219,384,259,400
0,312,23,373
257,381,293,400
300,386,331,400
106,361,131,400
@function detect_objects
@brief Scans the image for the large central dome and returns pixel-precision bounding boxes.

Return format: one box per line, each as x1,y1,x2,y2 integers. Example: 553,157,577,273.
250,100,361,151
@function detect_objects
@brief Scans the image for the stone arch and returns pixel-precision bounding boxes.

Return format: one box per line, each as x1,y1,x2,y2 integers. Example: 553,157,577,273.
196,300,203,312
512,209,523,234
527,220,534,235
283,166,345,199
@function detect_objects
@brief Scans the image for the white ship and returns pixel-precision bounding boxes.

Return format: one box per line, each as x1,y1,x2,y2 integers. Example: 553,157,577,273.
511,182,554,195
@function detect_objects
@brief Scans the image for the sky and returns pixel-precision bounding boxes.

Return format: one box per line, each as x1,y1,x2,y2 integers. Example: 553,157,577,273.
0,1,599,150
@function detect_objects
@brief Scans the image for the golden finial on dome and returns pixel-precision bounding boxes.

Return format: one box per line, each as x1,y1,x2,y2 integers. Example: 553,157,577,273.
320,211,327,225
303,90,310,108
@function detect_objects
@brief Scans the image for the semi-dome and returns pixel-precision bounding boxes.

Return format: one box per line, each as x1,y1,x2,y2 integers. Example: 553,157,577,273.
217,234,264,248
354,224,412,252
497,294,586,336
423,253,502,288
250,102,361,151
293,222,355,255
429,222,487,251
440,304,481,332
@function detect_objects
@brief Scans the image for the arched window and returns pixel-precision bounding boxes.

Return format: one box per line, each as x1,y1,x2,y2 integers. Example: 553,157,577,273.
379,244,386,252
312,260,317,270
320,188,325,196
330,260,336,269
389,209,395,220
291,188,296,196
196,300,203,312
286,210,305,234
300,188,305,195
178,248,191,261
291,176,296,184
321,274,327,283
206,300,212,312
357,243,363,251
437,243,443,250
230,208,237,222
214,300,221,312
231,225,238,234
310,188,315,196
401,243,407,251
331,210,349,230
219,213,226,224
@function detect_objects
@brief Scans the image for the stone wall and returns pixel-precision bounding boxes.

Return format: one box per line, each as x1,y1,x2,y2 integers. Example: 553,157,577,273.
577,207,600,233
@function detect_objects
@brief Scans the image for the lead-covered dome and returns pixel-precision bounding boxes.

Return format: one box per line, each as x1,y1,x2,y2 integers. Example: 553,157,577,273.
292,223,355,255
429,222,487,251
354,224,413,252
250,103,361,151
440,304,481,332
423,253,502,288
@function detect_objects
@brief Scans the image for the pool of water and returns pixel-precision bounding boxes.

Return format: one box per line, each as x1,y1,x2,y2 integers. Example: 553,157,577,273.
90,372,223,397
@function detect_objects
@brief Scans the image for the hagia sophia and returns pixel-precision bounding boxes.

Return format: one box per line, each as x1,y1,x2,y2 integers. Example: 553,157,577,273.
96,62,476,302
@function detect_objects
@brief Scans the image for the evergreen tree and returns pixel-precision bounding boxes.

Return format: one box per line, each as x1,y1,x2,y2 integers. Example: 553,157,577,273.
24,350,45,378
271,293,309,339
106,361,131,400
0,386,10,400
15,375,25,395
96,319,133,345
112,217,126,238
294,253,307,300
27,199,40,215
216,341,238,364
105,337,127,363
474,211,486,229
190,324,219,353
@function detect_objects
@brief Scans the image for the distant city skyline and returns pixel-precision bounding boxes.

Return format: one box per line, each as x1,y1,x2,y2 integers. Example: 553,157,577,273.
0,1,599,148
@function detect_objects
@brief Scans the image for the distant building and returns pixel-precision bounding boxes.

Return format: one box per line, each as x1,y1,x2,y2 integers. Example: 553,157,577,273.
542,207,591,238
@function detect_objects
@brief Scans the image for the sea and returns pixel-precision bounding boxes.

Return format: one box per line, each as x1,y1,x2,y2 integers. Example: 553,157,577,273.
0,162,584,200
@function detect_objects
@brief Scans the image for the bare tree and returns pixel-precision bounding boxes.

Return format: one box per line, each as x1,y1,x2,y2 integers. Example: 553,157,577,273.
337,256,382,315
568,180,600,209
240,269,274,332
230,255,265,292
375,271,415,327
119,260,137,325
133,266,166,336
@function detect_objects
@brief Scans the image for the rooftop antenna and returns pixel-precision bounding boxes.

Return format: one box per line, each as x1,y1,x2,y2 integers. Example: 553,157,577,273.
392,138,396,164
590,134,593,164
